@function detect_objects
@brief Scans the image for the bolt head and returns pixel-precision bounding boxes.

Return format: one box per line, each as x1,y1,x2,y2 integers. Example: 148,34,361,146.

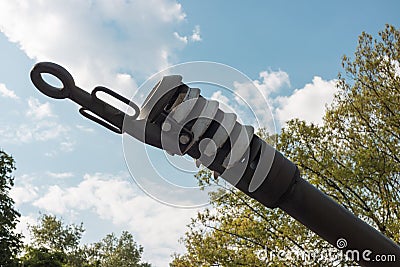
179,134,190,145
162,122,172,132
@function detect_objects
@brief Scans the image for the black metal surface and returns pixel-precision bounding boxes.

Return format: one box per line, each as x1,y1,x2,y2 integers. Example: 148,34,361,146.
279,177,400,266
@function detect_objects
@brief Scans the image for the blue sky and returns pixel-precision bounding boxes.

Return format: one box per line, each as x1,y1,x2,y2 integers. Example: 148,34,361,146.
1,1,399,266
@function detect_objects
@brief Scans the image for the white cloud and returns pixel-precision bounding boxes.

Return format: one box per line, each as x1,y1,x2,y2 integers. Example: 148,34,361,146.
0,83,19,99
174,32,188,44
34,185,68,214
26,97,54,120
233,69,290,129
0,97,69,145
33,172,199,266
190,25,202,42
211,90,230,108
275,76,338,126
47,172,74,179
174,25,201,45
0,0,195,99
255,70,291,95
10,183,39,206
229,71,337,129
76,124,95,133
60,139,76,152
15,215,37,244
44,151,57,158
233,70,290,103
0,121,69,144
29,122,68,142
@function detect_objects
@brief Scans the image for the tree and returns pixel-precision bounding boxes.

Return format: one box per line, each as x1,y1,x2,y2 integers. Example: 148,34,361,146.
21,214,86,267
0,150,23,266
84,231,151,267
21,215,151,267
29,214,84,254
171,24,400,266
20,246,65,267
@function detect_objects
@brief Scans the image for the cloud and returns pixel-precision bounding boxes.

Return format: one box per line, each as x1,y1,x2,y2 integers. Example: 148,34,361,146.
27,122,68,142
0,0,197,99
174,32,188,44
227,71,337,129
0,96,73,156
33,185,68,214
0,95,71,147
190,25,202,42
174,25,201,45
33,172,199,266
60,139,76,152
275,76,338,125
47,172,74,179
10,183,39,206
15,215,37,244
211,90,230,108
76,124,95,133
0,121,69,144
0,83,19,99
26,97,54,120
232,69,290,129
255,70,291,95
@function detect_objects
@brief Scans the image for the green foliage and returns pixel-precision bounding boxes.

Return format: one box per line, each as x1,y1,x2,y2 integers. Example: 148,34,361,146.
84,231,151,267
29,214,84,254
20,215,151,267
0,150,23,266
20,247,65,267
171,25,400,266
22,214,86,267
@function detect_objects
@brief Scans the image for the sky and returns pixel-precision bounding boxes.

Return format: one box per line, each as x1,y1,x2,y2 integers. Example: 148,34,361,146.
1,1,399,266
